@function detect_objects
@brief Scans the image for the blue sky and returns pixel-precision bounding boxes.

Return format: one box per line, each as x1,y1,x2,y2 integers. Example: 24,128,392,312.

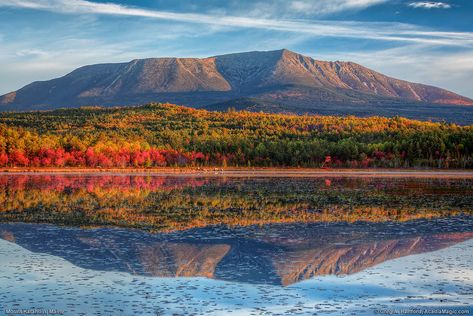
0,0,472,97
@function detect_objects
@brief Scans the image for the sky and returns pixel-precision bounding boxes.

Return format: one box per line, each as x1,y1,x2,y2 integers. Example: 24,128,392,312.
0,0,472,97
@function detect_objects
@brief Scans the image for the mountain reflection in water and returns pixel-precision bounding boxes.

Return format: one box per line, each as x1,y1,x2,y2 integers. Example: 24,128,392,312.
1,217,472,286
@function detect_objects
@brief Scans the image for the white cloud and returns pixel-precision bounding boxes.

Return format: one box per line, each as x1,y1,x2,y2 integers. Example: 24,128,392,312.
289,0,387,15
240,0,387,18
0,0,49,9
16,49,50,57
0,0,471,46
408,2,451,9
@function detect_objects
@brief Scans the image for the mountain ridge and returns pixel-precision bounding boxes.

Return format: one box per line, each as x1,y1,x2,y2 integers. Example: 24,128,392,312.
2,49,472,121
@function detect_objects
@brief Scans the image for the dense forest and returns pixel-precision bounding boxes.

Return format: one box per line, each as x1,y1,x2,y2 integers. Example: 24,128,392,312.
0,103,472,168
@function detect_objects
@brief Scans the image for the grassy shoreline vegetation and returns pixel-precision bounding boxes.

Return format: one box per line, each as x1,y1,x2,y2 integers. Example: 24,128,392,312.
1,103,472,169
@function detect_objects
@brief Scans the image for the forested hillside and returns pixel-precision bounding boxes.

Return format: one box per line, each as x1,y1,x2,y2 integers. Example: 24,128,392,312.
0,103,472,168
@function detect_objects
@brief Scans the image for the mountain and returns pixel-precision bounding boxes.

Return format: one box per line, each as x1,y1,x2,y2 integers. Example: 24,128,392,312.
2,49,473,122
2,217,473,286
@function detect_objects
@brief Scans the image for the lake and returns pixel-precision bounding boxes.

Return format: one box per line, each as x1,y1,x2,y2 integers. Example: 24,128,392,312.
0,173,472,315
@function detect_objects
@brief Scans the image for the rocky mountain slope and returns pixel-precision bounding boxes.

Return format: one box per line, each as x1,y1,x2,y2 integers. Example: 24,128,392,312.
2,49,472,122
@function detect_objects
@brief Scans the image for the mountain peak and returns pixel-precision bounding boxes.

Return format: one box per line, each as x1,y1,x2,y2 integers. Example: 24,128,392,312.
279,48,298,54
1,49,472,123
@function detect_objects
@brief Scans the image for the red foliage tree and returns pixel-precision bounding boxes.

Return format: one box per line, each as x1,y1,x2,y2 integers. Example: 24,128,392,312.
10,151,29,166
0,153,8,166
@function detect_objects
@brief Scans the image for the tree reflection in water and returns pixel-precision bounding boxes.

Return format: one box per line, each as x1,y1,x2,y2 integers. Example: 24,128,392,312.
0,174,471,231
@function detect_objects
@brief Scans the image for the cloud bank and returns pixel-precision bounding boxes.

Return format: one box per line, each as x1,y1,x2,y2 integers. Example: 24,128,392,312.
0,0,471,46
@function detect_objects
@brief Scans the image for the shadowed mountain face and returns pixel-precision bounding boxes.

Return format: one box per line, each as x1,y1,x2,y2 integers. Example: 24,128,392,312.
1,217,472,286
1,49,472,122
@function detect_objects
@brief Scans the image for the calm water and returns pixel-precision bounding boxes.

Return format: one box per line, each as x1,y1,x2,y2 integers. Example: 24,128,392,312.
0,174,472,315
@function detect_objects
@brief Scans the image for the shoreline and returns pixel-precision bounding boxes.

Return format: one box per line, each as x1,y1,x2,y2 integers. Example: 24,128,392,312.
1,167,473,178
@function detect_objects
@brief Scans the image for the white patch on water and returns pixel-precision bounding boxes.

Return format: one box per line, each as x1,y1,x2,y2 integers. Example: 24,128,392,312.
0,238,472,315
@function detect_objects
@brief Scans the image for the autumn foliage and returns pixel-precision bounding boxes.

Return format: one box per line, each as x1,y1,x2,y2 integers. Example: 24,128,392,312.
0,103,472,168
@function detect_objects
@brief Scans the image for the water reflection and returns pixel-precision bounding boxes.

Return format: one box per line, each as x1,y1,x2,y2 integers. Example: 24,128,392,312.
1,217,472,286
0,174,472,231
1,174,472,314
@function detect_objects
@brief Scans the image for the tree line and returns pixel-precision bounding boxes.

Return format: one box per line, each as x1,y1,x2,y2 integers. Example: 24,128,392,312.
0,103,472,168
